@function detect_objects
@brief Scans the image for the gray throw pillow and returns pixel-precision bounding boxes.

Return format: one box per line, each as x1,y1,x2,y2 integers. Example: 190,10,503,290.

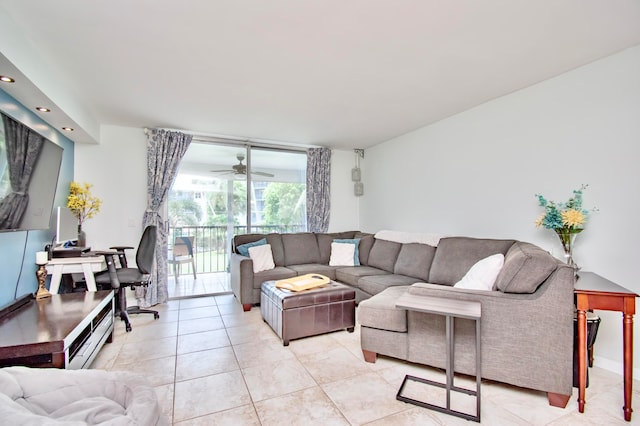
494,242,557,293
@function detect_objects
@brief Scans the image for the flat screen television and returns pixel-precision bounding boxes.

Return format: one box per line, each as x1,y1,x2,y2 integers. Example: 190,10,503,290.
0,114,64,232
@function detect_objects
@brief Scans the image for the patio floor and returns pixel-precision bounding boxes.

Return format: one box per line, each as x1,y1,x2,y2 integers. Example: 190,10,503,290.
168,271,231,299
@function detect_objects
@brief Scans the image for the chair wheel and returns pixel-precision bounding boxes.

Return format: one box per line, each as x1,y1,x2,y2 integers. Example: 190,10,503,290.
154,312,160,319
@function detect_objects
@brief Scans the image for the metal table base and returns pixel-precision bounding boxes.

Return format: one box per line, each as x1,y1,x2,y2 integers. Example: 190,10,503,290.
395,294,482,422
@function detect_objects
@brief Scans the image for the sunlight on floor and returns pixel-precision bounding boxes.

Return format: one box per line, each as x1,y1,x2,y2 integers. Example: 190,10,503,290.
168,271,231,299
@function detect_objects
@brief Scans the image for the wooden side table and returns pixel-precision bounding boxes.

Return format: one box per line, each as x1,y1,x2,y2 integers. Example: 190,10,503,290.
575,272,638,422
395,293,481,422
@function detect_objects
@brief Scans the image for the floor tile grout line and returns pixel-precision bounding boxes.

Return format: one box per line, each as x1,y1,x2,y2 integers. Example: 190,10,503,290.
221,301,266,424
289,329,363,426
172,296,234,425
168,298,188,426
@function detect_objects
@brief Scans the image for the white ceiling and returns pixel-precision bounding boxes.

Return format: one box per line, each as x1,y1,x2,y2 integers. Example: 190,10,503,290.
1,1,639,150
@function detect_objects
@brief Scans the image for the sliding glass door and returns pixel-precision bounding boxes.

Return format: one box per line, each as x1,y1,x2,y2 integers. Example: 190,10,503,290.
167,142,306,296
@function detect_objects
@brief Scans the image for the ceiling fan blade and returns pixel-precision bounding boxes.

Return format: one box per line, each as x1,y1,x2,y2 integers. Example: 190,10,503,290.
210,169,235,173
251,171,275,177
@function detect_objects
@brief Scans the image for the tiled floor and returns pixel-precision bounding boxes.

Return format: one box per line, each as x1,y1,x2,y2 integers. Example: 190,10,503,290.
168,272,231,299
91,295,638,425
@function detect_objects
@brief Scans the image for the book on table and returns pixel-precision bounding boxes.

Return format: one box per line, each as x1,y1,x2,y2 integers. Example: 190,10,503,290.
275,274,330,292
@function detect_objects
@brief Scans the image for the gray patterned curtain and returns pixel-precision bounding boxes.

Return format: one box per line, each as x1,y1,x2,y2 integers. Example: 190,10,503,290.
306,147,331,232
140,129,192,306
0,113,45,229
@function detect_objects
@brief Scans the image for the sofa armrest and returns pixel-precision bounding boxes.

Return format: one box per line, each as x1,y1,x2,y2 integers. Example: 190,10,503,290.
406,264,575,395
230,253,255,305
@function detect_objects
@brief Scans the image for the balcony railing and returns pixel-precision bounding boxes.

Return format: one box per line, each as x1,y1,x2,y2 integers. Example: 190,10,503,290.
169,225,306,273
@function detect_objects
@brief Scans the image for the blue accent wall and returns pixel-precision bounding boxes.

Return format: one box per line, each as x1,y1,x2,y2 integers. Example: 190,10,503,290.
0,88,74,307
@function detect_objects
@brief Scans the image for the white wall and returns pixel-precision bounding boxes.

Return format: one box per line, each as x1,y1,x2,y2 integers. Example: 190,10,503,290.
74,125,148,254
328,149,361,232
361,45,640,376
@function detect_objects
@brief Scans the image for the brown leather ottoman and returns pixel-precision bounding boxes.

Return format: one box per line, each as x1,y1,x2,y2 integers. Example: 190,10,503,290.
261,280,356,346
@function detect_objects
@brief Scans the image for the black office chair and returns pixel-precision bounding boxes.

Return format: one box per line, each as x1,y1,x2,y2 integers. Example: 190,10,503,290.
95,225,160,332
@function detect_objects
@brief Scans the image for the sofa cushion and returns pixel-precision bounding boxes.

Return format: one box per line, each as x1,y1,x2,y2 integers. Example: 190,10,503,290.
316,231,357,264
358,274,422,297
454,253,504,291
357,286,410,332
335,266,389,287
394,243,436,281
494,241,558,293
429,237,515,285
367,239,402,273
287,264,339,280
253,267,296,289
282,233,320,266
262,234,285,266
354,232,375,265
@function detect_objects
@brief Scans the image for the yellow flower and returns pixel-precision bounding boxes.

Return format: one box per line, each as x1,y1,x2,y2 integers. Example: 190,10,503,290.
534,213,546,228
67,182,101,225
561,209,585,228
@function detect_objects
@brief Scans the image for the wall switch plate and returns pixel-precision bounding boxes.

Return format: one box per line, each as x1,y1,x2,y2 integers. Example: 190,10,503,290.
354,182,364,196
351,167,361,182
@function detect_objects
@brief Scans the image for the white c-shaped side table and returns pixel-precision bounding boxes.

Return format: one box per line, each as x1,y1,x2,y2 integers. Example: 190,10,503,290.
46,256,105,293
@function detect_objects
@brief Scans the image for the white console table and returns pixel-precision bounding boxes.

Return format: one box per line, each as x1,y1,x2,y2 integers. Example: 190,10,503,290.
46,256,105,293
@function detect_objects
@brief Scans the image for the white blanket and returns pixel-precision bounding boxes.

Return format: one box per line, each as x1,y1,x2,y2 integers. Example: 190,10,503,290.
374,230,445,246
0,366,167,425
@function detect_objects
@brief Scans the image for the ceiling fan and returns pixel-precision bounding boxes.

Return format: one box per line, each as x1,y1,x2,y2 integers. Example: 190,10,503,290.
210,154,275,177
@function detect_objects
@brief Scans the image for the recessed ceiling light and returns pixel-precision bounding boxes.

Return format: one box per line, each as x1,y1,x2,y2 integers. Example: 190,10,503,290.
36,107,51,112
0,75,15,83
62,127,74,132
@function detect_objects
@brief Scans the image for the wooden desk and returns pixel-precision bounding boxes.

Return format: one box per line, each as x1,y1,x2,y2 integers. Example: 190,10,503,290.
575,272,638,421
46,256,105,293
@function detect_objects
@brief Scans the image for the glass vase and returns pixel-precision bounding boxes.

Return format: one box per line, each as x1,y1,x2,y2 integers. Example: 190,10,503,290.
77,224,87,247
555,228,581,274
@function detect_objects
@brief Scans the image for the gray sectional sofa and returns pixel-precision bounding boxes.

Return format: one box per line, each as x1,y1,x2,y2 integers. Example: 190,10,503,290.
230,230,575,406
231,231,373,310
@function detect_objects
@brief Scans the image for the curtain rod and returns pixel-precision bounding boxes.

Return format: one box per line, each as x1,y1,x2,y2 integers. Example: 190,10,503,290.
143,127,322,151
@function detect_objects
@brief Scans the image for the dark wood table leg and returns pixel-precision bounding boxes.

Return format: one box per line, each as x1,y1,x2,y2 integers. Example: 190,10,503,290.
577,309,587,413
623,313,634,421
575,273,638,422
